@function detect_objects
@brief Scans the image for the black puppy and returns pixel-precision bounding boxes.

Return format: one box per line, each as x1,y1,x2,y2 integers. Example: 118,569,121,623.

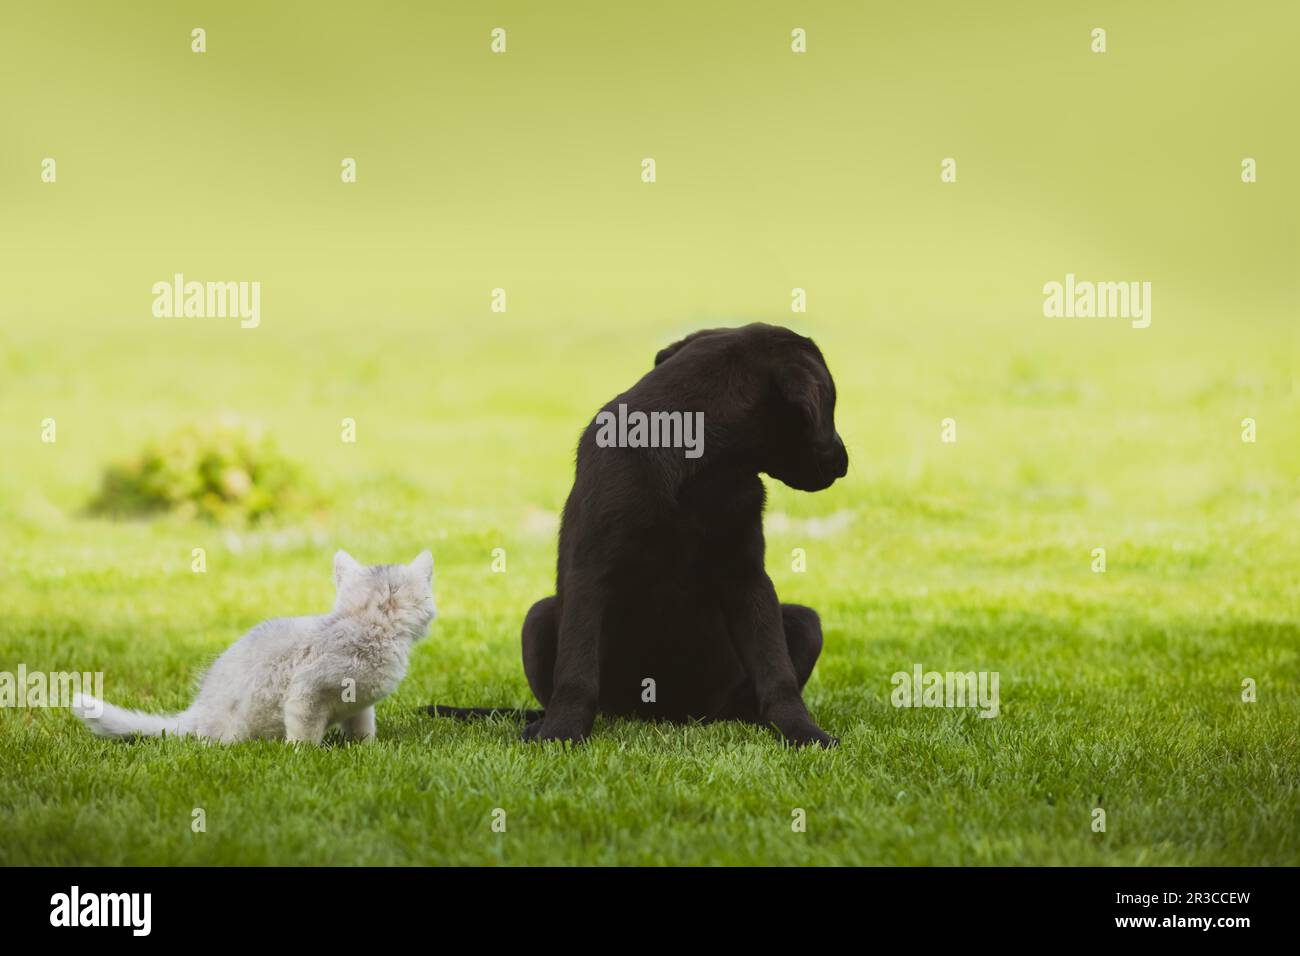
433,323,848,746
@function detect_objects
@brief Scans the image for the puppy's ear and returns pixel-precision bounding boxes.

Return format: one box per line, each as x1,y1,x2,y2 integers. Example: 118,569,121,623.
655,328,723,366
333,549,362,589
409,549,434,581
773,355,822,429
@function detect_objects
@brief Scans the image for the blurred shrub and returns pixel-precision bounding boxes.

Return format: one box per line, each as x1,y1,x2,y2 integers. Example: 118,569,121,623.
88,419,319,524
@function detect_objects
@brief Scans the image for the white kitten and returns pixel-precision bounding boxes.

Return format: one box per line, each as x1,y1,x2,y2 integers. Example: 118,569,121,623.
73,549,437,744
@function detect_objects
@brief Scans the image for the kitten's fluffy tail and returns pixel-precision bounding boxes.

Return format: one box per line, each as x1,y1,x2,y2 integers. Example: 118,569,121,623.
426,704,543,722
71,693,186,739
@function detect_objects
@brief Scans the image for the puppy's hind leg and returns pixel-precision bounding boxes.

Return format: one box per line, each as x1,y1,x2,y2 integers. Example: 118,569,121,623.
782,603,824,691
521,596,558,708
340,705,377,742
520,595,558,739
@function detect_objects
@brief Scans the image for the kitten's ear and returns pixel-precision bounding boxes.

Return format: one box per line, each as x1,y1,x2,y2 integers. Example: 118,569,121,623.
410,550,434,581
333,549,362,588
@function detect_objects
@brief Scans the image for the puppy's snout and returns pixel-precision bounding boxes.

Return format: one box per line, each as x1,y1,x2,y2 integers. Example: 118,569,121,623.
824,432,848,479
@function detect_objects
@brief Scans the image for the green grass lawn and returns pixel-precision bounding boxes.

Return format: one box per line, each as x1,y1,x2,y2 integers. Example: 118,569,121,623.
2,315,1296,865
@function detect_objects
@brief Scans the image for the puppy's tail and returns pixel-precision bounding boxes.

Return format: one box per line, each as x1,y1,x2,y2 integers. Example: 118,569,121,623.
72,693,186,739
426,704,543,722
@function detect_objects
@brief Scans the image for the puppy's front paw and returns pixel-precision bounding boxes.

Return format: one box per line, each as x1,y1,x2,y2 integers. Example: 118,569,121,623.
521,716,588,745
776,720,838,749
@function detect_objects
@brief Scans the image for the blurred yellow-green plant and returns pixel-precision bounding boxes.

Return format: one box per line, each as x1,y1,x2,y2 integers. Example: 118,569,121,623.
87,418,316,525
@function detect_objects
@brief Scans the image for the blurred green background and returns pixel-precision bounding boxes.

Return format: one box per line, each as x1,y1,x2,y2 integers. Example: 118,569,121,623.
0,1,1296,865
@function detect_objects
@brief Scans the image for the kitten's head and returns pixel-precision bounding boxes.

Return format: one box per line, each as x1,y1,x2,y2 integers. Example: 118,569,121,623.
332,549,437,638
